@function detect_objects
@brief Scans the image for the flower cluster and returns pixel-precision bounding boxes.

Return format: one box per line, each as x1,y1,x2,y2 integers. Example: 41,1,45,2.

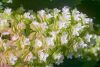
0,7,100,67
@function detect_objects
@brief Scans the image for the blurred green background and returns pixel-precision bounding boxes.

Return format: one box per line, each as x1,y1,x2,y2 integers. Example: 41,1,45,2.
1,0,100,67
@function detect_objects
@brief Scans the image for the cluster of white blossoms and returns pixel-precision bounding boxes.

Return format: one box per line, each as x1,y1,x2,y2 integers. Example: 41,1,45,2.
0,6,100,67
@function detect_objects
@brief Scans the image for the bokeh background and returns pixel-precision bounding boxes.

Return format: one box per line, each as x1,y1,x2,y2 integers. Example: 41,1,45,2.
0,0,100,67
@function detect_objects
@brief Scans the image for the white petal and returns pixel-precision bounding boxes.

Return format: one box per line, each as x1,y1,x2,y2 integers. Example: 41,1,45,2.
35,39,42,47
85,34,92,42
24,12,32,19
38,10,45,17
4,8,12,14
9,54,17,65
59,21,67,29
2,32,10,35
24,38,30,45
54,53,64,65
32,21,39,26
46,37,54,46
38,51,48,62
61,33,68,44
12,35,19,41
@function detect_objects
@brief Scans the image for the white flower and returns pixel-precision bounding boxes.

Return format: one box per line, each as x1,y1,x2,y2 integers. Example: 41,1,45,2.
2,32,10,35
53,8,60,18
38,51,49,62
62,6,71,20
72,9,81,21
0,19,9,29
73,23,84,36
79,41,87,48
53,53,64,65
63,14,71,20
62,6,70,15
80,13,87,19
0,19,9,30
32,21,39,26
76,23,84,31
85,34,92,42
0,37,2,42
35,39,42,47
54,8,60,14
0,19,7,25
75,13,81,21
18,22,26,29
46,37,54,46
73,30,79,36
41,22,48,30
24,12,32,19
24,52,36,62
46,14,53,19
7,0,12,3
59,21,67,29
84,18,93,24
93,35,97,39
24,38,30,45
38,10,45,17
3,43,8,50
50,31,59,39
80,13,93,24
11,35,19,41
4,8,12,14
89,35,97,46
9,54,17,65
61,33,68,45
50,31,56,37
